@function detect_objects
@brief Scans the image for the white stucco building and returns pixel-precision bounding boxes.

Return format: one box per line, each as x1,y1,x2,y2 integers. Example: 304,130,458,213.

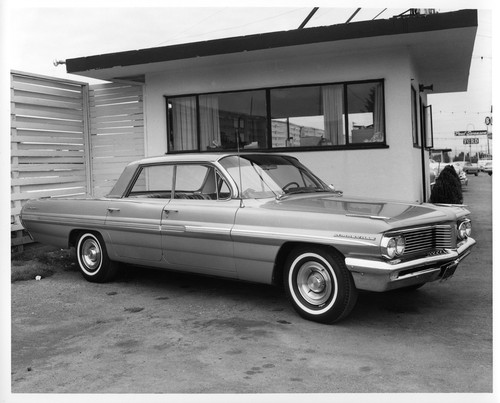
65,9,478,203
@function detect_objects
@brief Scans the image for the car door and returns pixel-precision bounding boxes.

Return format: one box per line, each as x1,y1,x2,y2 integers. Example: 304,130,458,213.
161,163,239,275
103,164,173,262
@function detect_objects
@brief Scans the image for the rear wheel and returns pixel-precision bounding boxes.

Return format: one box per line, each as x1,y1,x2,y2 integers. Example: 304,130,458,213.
284,246,358,324
76,232,118,283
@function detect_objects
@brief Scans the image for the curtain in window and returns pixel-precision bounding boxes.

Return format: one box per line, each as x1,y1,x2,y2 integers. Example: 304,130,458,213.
199,95,221,150
322,85,345,145
171,97,197,150
373,82,384,142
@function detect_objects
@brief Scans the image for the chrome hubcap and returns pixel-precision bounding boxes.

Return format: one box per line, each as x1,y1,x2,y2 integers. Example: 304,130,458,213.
308,272,326,293
81,239,101,272
297,262,332,306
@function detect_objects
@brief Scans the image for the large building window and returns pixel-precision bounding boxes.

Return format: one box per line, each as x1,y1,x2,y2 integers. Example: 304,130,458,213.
199,90,267,151
347,81,385,144
270,85,345,148
166,79,385,153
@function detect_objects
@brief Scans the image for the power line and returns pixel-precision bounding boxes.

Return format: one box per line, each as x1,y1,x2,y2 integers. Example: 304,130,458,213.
155,8,306,47
154,8,228,47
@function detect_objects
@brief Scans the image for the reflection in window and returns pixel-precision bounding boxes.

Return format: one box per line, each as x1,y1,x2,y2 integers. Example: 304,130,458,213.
199,91,267,151
348,82,385,144
270,85,345,148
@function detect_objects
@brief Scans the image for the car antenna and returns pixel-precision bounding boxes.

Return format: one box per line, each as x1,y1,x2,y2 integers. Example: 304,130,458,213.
236,119,245,208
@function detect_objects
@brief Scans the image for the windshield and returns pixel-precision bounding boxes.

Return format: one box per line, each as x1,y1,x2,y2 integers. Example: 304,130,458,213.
219,155,330,199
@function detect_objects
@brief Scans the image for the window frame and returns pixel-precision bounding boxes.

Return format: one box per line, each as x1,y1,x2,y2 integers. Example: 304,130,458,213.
165,79,388,154
411,85,421,148
422,104,434,150
124,162,234,201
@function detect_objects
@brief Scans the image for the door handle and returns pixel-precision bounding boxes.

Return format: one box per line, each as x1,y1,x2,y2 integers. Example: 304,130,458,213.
107,207,121,212
163,209,179,217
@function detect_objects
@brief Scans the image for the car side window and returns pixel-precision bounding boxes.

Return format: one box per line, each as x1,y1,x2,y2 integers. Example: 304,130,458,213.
128,165,174,198
216,171,231,200
126,163,232,201
174,165,231,201
175,165,209,192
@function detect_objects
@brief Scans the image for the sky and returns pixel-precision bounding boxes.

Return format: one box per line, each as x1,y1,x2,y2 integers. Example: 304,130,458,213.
1,0,494,160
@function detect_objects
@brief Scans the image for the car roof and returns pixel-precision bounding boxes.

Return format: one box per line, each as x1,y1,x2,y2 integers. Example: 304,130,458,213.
127,152,296,167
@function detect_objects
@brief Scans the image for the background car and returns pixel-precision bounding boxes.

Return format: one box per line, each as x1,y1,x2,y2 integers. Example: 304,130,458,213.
463,162,479,176
478,159,492,171
483,161,492,176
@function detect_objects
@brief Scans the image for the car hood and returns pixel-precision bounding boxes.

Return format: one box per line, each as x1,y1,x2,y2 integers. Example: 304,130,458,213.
266,193,468,227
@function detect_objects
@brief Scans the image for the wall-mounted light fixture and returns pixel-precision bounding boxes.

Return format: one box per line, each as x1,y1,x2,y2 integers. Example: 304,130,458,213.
419,84,434,93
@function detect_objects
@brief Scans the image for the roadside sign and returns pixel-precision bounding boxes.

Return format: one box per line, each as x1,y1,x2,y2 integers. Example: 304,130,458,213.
463,138,479,144
454,130,488,136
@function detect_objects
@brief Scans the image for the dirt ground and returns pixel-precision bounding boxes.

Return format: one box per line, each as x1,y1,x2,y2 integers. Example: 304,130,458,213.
7,172,494,400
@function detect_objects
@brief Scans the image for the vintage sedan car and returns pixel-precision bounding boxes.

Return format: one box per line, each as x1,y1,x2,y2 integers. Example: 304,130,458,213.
20,153,476,324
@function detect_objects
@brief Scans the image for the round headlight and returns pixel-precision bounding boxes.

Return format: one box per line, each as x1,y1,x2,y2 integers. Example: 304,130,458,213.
396,236,406,256
465,221,472,237
386,238,397,258
458,220,472,239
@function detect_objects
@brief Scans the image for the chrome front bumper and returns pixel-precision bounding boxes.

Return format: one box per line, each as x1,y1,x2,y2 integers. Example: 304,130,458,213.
345,237,476,292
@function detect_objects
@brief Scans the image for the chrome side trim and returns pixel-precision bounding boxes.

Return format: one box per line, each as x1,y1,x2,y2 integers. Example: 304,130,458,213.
184,226,231,236
231,228,376,246
21,213,104,227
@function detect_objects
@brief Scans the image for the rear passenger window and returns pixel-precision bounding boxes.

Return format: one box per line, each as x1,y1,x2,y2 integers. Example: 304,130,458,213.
128,165,174,198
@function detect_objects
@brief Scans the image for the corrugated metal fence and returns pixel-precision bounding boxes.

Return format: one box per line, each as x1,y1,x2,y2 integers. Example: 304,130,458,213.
11,71,145,248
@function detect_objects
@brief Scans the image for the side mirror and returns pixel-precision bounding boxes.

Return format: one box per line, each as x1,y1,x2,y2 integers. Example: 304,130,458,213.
329,185,343,196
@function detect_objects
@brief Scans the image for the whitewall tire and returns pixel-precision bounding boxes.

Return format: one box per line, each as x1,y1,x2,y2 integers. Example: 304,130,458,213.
76,232,118,283
284,246,358,323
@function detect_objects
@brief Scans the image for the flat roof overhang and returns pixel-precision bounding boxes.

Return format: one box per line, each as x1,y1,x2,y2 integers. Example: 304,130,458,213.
66,9,477,93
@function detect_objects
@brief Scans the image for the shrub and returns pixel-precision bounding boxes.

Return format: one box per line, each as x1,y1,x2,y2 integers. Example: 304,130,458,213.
430,164,463,204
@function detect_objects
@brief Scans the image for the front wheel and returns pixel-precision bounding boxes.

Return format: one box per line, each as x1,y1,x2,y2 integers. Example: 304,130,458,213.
76,232,118,283
284,246,358,324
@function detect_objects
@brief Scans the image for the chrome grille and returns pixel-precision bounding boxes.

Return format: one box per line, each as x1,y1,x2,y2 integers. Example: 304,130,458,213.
402,225,454,255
